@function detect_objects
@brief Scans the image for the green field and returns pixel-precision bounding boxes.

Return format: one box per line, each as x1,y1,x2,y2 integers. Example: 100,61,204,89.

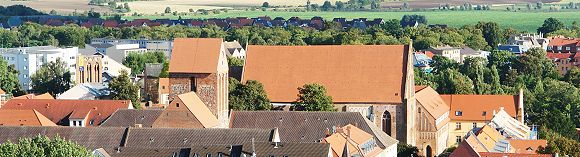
124,10,580,32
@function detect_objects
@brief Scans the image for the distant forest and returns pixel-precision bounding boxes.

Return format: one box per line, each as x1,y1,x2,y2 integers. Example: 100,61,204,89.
0,5,45,16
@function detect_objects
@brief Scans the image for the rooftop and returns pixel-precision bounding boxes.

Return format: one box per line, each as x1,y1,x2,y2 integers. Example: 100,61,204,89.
169,38,223,74
100,109,164,127
242,45,410,103
0,110,57,126
441,94,519,121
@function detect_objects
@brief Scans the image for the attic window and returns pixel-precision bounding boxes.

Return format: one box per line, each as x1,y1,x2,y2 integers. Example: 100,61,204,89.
455,111,463,116
176,103,180,107
482,111,487,116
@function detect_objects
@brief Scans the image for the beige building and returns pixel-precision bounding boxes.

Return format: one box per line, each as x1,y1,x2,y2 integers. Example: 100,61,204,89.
442,90,524,147
428,46,461,62
414,86,450,157
76,55,131,84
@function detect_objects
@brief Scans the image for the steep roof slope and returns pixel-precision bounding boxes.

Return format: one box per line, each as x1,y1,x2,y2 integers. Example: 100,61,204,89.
1,99,131,126
0,126,127,150
243,45,410,103
169,38,223,73
177,92,218,128
12,93,54,99
100,109,163,127
441,95,518,121
415,86,450,128
0,110,57,126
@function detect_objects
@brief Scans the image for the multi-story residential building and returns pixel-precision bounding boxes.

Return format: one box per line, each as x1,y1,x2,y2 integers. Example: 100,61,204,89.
91,38,173,58
414,86,450,157
428,46,462,62
547,37,580,53
546,52,579,75
242,44,417,145
323,124,383,157
168,38,229,128
0,46,77,90
76,54,131,84
80,43,147,64
442,90,524,147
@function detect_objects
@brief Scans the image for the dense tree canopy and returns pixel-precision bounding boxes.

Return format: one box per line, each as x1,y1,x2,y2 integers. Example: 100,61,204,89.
122,51,166,75
0,57,22,95
293,83,334,111
538,18,565,35
109,70,141,109
30,58,72,96
229,79,271,110
0,135,90,157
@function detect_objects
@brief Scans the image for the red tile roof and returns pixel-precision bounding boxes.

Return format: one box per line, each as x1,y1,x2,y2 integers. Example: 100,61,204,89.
103,20,118,27
508,139,547,154
415,86,450,129
242,45,411,103
1,99,131,126
0,110,57,126
478,152,551,157
169,38,223,74
546,52,574,60
548,37,580,47
441,95,519,121
12,93,54,100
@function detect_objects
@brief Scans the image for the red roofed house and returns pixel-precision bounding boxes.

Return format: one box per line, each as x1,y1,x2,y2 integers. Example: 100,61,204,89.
415,86,451,156
546,52,578,75
152,92,218,128
12,93,54,100
442,89,524,147
168,38,229,128
242,44,417,145
547,37,580,53
0,99,133,127
0,110,57,126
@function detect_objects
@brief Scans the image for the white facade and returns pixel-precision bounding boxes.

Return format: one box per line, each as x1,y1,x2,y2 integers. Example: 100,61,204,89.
0,46,78,90
80,43,147,64
102,55,131,77
91,38,173,58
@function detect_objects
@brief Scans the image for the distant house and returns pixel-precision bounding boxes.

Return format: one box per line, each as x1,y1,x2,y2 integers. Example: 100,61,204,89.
90,38,174,58
547,37,580,53
546,52,578,75
223,40,246,59
442,90,524,147
323,124,383,157
1,99,133,127
428,46,462,62
460,46,490,63
413,52,433,72
497,45,528,54
100,109,163,128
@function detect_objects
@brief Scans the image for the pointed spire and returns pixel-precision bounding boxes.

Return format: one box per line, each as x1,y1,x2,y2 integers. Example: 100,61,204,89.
341,142,350,157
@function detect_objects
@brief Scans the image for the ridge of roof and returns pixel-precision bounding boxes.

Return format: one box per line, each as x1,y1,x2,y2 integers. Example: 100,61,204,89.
177,92,218,128
168,38,223,74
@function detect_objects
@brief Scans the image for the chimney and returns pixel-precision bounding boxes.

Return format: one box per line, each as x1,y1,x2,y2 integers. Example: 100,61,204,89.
271,128,281,148
518,88,525,123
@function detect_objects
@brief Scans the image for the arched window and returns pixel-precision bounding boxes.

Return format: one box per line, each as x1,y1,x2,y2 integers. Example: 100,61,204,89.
382,111,392,136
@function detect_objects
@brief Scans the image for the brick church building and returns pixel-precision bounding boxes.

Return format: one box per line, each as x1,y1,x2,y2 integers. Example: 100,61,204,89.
168,38,229,128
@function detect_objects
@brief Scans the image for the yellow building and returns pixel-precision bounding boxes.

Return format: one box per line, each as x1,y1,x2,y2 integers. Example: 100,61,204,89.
442,90,524,147
76,55,102,84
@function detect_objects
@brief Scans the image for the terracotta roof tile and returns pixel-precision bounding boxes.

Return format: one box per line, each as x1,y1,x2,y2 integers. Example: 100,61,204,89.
441,95,518,121
12,93,54,99
169,38,223,74
548,37,580,47
0,110,57,126
450,136,481,157
243,45,410,103
478,152,552,157
176,92,218,128
415,86,450,129
100,109,163,127
508,139,547,154
0,89,4,95
1,99,132,126
546,52,574,60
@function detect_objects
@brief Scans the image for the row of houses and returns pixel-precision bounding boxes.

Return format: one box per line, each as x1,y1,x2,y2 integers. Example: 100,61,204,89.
0,38,552,157
1,15,390,30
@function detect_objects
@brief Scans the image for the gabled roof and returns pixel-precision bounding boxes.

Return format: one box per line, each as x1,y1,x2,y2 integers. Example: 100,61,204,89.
546,52,574,60
507,139,547,154
175,92,218,128
548,37,580,46
478,152,551,157
124,128,272,147
0,110,57,126
241,142,331,157
243,45,411,103
489,108,530,139
450,135,482,157
1,99,131,126
415,86,450,129
323,124,379,157
441,95,518,121
12,93,54,99
229,111,398,149
100,109,163,127
0,126,127,150
169,38,223,74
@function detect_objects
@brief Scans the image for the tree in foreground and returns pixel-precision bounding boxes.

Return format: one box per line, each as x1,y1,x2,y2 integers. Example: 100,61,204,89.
0,57,22,95
30,58,72,96
0,135,90,157
229,79,271,110
109,70,141,109
397,143,419,157
564,67,580,88
293,83,334,111
537,127,580,156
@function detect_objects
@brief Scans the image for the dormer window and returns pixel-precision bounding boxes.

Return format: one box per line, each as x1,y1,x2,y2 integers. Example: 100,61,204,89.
455,111,462,116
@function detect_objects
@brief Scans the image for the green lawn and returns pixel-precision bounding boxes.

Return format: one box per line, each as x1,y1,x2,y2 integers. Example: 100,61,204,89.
124,10,580,32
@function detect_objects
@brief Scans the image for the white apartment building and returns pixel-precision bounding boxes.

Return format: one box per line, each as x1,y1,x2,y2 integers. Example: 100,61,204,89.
0,46,78,90
80,43,147,63
91,38,173,58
